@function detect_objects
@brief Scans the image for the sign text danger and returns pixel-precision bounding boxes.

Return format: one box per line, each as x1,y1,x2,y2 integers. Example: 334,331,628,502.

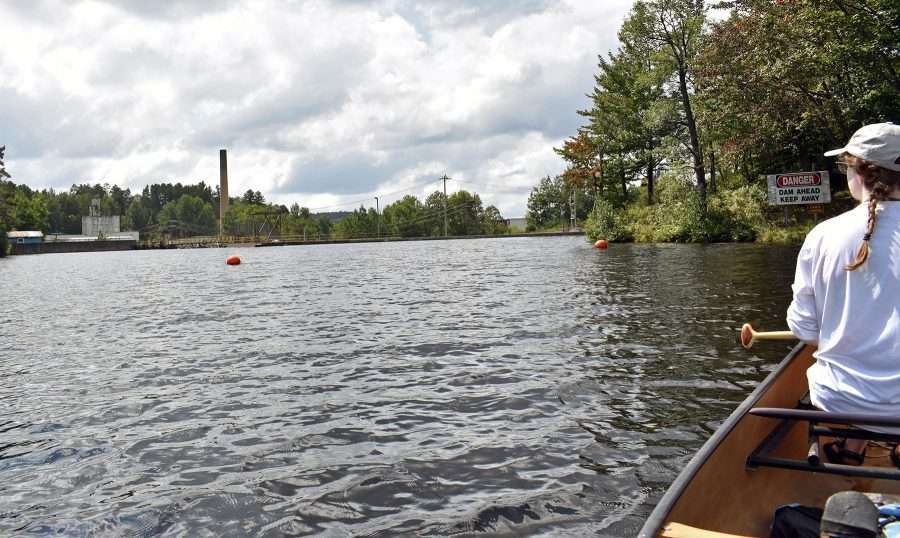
767,171,831,205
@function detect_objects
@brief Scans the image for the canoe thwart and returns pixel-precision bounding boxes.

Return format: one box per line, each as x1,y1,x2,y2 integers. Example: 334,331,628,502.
750,407,900,429
747,407,900,481
748,453,900,481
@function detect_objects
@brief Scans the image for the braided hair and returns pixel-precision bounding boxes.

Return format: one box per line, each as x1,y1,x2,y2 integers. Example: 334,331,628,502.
844,153,900,271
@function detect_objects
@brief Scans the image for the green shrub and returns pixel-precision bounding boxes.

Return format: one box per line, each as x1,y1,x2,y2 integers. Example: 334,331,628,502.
756,223,814,244
585,176,705,242
634,176,704,242
705,184,768,242
585,197,632,241
583,171,842,244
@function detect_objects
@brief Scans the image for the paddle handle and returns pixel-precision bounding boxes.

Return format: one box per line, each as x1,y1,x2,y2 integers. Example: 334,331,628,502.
752,331,795,340
740,323,797,349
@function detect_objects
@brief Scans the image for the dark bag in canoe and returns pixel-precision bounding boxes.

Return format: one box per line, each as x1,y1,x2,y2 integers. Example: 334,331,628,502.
770,504,822,538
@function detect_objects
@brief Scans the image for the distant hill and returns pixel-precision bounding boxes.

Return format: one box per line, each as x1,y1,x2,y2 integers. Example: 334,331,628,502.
313,211,352,222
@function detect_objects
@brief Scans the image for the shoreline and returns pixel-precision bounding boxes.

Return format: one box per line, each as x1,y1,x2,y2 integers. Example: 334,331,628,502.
6,231,808,257
5,231,586,256
255,230,585,247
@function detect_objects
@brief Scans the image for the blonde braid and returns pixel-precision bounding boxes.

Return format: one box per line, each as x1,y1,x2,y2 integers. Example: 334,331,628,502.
845,158,893,271
846,194,879,271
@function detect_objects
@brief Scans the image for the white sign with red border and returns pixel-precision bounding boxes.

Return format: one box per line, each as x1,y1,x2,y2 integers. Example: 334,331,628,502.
766,171,831,205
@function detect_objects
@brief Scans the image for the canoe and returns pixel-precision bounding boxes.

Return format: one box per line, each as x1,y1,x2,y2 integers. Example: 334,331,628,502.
638,343,900,537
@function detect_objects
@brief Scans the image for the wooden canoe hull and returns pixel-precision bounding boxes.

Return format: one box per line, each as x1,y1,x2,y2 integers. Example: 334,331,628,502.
639,343,900,537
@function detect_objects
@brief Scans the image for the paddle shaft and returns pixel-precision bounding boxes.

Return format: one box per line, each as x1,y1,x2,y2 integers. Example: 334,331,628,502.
751,331,795,341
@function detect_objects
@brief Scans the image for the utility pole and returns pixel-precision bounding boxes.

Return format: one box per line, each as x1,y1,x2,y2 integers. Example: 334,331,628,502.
440,174,449,237
374,196,380,238
570,189,577,230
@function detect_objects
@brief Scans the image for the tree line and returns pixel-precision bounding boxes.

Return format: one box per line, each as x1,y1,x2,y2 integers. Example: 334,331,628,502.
0,175,226,240
330,191,508,240
0,150,510,255
529,0,899,243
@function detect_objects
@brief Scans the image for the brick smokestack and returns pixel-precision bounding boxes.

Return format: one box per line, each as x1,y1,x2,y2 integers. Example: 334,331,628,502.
219,149,229,234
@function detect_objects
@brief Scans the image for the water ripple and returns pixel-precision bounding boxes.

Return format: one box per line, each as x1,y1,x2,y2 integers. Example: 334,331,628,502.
0,239,797,536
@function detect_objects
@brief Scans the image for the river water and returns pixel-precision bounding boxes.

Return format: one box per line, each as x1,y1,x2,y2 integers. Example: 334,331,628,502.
1,237,799,536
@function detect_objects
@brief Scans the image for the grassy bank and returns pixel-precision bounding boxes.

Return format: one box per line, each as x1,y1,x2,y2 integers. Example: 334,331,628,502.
583,174,854,246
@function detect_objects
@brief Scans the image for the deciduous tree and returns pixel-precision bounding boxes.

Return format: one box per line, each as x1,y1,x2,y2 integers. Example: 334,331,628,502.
629,0,708,206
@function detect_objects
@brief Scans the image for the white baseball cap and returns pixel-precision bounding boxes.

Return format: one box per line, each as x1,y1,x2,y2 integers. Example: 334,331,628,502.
824,122,900,172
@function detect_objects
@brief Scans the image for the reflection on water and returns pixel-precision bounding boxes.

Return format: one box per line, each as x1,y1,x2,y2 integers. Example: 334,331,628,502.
0,238,798,536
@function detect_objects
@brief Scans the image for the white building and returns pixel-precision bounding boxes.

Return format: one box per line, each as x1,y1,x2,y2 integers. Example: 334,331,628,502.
81,198,121,238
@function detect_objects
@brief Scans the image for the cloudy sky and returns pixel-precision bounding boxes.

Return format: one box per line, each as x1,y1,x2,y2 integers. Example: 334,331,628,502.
1,0,636,217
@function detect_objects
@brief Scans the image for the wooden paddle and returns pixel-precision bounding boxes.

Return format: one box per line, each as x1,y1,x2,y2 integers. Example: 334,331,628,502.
740,323,796,349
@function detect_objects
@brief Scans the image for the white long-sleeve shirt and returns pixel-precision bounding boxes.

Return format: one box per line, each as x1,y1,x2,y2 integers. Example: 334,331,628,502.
787,201,900,430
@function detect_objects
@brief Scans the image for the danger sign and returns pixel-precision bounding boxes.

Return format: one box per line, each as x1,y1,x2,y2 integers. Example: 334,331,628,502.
767,171,831,205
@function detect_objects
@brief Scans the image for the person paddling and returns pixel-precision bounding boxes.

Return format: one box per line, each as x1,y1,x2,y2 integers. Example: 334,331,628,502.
786,122,900,465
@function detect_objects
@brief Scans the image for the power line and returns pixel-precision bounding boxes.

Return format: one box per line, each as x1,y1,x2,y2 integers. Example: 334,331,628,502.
321,199,482,241
141,198,495,243
301,179,435,213
387,199,478,231
333,197,478,232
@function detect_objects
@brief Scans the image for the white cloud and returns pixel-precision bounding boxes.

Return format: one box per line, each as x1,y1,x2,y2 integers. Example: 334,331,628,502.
0,0,634,217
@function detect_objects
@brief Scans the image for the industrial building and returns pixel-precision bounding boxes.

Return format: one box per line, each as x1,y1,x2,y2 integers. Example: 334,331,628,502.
7,199,139,255
82,198,121,238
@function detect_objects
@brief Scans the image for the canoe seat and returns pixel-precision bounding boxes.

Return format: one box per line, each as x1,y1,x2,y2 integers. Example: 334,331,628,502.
660,522,755,538
747,407,900,480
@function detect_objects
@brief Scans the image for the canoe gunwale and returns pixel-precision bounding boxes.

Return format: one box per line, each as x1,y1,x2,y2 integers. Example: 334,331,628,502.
637,342,808,537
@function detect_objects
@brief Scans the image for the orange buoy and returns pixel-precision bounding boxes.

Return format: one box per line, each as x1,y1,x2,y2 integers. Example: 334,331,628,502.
226,255,241,265
594,239,609,249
